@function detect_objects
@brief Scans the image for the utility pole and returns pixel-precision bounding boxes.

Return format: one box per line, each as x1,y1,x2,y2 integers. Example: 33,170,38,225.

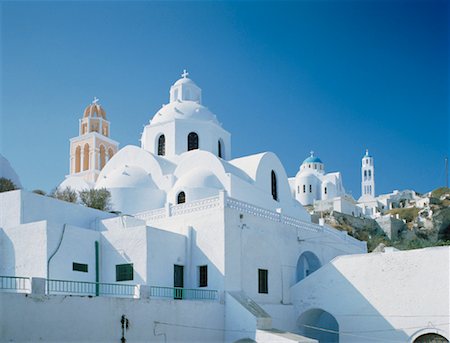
446,157,448,188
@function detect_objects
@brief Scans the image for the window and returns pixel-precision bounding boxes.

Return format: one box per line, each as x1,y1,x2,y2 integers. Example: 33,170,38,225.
158,134,165,156
188,132,199,151
303,185,306,193
258,269,268,294
297,185,300,194
73,262,88,273
324,187,327,194
364,170,367,180
199,265,208,287
116,263,134,282
271,170,278,201
218,140,222,158
177,191,186,204
309,185,312,193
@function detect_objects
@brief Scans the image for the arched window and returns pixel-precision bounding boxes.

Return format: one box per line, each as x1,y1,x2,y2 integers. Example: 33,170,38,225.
99,145,106,169
83,144,90,171
309,184,312,193
177,191,186,204
271,170,278,201
188,132,199,151
108,148,114,161
368,170,372,179
75,146,81,173
364,170,367,180
303,184,306,193
324,187,327,194
158,134,166,156
218,140,223,158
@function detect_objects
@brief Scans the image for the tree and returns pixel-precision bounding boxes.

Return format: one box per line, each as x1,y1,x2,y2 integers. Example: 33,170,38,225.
79,188,111,211
51,187,78,203
0,177,18,193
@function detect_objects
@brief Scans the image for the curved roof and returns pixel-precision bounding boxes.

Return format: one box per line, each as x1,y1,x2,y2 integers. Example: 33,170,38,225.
173,168,224,190
0,153,22,188
96,165,159,189
302,156,323,164
150,101,219,125
173,77,196,87
84,103,106,119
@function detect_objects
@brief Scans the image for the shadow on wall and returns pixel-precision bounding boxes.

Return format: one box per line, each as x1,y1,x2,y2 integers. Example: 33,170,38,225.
0,229,15,276
292,262,415,343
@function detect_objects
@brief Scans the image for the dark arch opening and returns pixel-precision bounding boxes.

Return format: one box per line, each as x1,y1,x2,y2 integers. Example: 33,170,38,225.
296,251,321,283
158,134,165,156
177,191,186,204
414,333,448,343
298,308,339,343
271,170,278,201
188,132,199,151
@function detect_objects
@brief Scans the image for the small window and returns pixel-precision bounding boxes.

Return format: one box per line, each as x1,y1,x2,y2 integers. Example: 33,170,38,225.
309,185,312,193
324,187,327,194
177,191,186,204
199,265,208,287
158,134,165,156
116,263,134,282
258,269,268,294
218,140,223,158
303,185,306,193
271,170,278,201
73,262,88,273
188,132,199,151
297,185,300,194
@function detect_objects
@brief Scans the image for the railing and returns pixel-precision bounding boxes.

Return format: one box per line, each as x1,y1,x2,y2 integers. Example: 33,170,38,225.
47,279,137,298
0,276,30,292
150,286,218,301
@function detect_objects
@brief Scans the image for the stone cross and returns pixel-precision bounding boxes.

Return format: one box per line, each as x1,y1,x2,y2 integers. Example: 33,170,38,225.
93,97,99,104
181,69,189,78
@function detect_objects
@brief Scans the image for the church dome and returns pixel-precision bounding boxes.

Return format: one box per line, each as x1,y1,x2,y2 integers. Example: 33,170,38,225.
84,98,106,119
96,165,158,189
150,101,219,125
302,153,323,165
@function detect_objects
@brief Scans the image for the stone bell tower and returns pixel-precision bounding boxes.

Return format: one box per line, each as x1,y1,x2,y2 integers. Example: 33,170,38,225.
69,98,119,183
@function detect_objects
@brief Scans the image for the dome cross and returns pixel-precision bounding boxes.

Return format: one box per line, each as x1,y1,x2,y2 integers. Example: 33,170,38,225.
181,69,189,78
93,97,99,104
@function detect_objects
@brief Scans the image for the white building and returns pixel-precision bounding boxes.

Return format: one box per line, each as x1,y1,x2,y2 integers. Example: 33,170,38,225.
1,72,447,343
291,152,363,217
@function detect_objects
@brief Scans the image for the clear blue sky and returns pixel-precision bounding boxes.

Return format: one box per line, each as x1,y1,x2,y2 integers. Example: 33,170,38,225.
1,0,448,196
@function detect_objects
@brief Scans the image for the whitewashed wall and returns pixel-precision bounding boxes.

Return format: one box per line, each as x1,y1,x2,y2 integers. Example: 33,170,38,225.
0,293,225,343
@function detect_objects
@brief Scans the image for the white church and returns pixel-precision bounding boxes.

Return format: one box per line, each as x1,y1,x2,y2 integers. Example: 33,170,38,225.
0,72,448,343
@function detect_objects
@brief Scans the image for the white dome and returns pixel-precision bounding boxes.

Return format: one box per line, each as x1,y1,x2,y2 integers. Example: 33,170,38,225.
170,168,224,203
96,165,158,189
150,101,219,125
173,77,196,87
59,176,93,193
0,154,22,188
174,168,224,190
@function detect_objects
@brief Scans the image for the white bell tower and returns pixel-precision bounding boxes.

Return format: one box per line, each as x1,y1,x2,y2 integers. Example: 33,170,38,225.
361,149,375,198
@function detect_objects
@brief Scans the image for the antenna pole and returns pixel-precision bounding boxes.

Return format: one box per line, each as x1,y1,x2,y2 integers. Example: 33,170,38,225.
446,157,449,188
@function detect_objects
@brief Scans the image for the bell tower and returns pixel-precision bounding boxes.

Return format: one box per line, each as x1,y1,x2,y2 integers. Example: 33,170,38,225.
361,149,375,199
69,98,119,183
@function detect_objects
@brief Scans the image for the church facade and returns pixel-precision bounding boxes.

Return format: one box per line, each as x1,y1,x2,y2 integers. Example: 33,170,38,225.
0,72,448,343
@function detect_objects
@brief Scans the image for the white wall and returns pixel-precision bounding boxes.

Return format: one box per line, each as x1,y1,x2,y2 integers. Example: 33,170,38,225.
0,293,224,343
291,247,450,342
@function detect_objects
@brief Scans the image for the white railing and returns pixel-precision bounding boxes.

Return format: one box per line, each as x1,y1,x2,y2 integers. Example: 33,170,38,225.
134,193,364,248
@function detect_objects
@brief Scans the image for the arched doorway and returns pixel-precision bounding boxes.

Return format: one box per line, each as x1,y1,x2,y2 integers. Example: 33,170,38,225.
296,251,321,282
298,308,339,343
414,333,448,343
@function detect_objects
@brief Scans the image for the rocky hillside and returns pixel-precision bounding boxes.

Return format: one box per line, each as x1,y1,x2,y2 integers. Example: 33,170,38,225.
319,187,450,252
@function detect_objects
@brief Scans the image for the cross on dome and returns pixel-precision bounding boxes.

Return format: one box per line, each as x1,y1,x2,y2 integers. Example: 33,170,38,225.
93,97,99,104
181,69,189,78
310,151,315,157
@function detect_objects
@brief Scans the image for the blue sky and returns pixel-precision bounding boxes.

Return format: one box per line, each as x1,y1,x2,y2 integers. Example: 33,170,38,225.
1,0,448,196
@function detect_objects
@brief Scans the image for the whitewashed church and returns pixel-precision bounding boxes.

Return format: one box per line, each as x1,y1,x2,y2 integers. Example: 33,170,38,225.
0,72,448,343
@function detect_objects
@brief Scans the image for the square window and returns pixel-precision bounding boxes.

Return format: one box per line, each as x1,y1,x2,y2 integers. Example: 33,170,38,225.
258,269,268,294
199,265,208,287
72,262,88,273
116,263,134,282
